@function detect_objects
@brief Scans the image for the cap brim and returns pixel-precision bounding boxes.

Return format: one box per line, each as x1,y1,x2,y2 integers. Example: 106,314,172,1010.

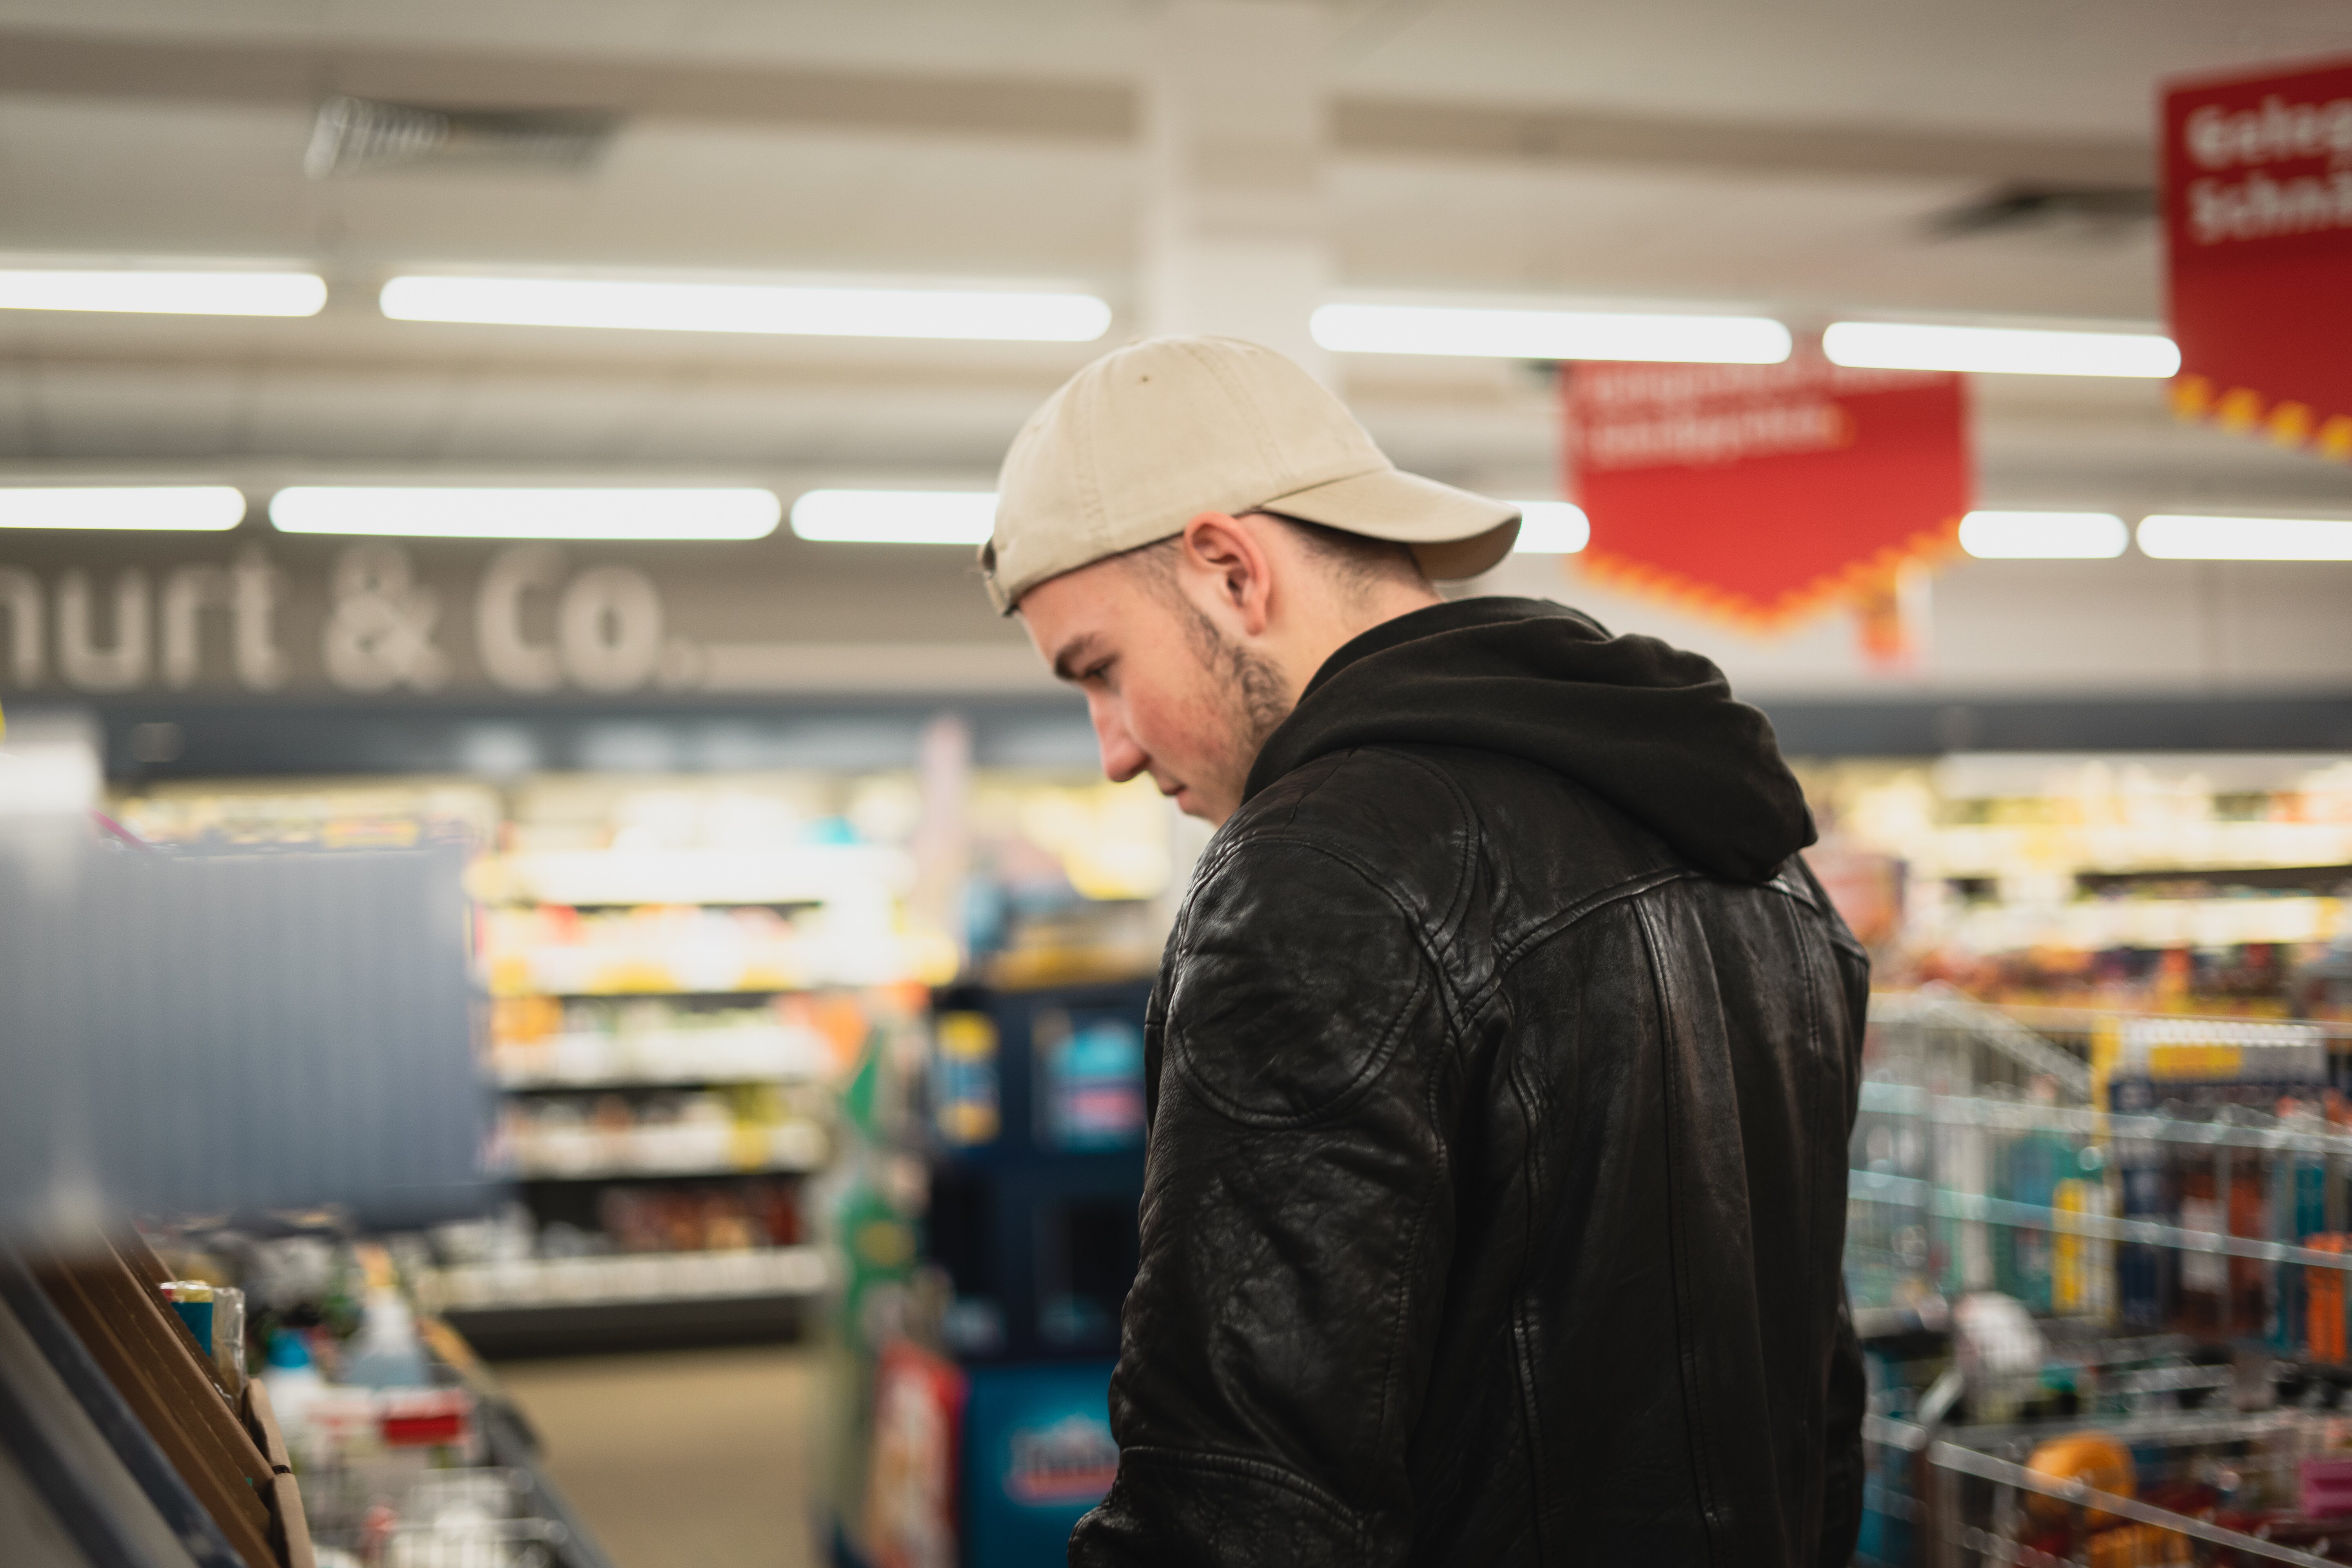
1260,467,1521,581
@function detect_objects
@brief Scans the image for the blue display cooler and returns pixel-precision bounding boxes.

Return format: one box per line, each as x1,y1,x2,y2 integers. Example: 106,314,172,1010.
960,1359,1120,1568
927,979,1150,1566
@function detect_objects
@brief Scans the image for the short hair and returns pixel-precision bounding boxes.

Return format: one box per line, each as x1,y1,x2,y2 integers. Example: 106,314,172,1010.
1117,513,1429,601
1270,514,1429,595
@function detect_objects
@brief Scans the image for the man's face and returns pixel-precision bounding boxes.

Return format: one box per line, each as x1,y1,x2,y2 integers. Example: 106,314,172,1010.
1018,554,1287,825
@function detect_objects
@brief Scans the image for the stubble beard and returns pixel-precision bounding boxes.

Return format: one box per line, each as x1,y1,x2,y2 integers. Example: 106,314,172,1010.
1183,605,1291,779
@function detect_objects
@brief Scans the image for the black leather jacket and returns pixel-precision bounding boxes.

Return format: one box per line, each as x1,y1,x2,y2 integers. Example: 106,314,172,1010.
1071,598,1869,1567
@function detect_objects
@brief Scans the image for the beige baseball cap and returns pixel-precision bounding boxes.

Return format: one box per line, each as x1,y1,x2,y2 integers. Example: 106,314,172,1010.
981,336,1521,613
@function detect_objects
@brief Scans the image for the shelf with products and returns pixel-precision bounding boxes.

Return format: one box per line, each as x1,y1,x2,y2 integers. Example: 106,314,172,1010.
479,902,926,998
474,772,947,1357
109,769,935,1354
1846,990,2352,1565
488,991,840,1086
1799,753,2352,1020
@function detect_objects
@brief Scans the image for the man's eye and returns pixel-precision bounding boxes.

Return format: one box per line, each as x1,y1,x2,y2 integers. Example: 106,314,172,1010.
1082,660,1114,684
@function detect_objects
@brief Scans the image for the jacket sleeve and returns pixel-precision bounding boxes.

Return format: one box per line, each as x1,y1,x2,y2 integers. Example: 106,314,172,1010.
1069,836,1460,1568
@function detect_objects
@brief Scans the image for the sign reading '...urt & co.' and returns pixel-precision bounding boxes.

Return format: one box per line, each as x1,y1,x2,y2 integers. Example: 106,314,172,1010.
0,532,1042,701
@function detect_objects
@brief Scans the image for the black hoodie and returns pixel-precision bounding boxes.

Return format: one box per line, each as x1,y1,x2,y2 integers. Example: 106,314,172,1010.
1243,595,1816,884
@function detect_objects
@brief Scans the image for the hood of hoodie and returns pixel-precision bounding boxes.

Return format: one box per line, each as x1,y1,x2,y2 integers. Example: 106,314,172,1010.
1243,596,1815,883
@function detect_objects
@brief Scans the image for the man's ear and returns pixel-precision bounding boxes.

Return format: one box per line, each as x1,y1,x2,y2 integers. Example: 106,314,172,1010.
1179,512,1274,635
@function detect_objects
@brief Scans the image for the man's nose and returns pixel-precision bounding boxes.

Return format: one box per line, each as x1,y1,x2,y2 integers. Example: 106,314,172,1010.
1089,697,1148,784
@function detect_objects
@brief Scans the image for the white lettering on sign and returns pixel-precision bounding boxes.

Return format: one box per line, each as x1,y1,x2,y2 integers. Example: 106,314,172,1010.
160,564,228,690
0,568,44,686
557,565,664,693
2185,96,2352,173
1575,359,1933,411
1582,400,1851,470
476,546,564,693
56,570,150,693
322,544,450,692
2186,169,2352,244
1568,352,1909,473
0,546,686,695
230,553,290,691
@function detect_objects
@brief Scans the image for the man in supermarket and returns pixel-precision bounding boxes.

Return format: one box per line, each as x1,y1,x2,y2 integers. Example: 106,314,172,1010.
984,335,1873,1566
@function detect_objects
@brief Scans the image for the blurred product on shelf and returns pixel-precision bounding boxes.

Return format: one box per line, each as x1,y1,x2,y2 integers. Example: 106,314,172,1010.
497,1088,830,1178
480,901,915,994
1800,753,2352,1018
111,778,503,854
489,993,836,1086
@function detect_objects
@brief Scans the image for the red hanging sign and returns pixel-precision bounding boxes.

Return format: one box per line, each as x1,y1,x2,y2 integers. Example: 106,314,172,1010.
1564,349,1971,630
2163,56,2352,458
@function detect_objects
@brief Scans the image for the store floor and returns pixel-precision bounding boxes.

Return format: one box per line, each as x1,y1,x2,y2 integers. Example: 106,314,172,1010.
495,1345,817,1568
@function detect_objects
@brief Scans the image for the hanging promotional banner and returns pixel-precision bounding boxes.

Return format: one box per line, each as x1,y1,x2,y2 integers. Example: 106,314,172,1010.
1564,349,1971,630
2163,57,2352,457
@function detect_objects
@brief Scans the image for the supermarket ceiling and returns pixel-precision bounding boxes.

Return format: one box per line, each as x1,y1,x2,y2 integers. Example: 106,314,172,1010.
0,0,2349,697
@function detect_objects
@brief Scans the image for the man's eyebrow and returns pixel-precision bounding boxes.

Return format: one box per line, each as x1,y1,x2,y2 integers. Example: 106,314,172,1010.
1051,633,1106,684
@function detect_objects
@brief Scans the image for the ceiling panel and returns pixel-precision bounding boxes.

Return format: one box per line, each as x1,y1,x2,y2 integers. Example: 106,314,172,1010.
0,96,318,254
240,363,465,461
1332,156,2162,319
1338,0,2352,136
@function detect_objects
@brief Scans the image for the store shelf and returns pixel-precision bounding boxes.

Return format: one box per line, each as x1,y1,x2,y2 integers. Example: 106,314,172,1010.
2077,862,2352,893
448,1292,815,1359
492,1025,828,1087
428,1248,826,1355
472,844,912,907
481,903,916,996
1849,1169,2352,1274
510,1160,824,1182
423,1245,829,1311
1945,893,2342,954
500,1071,814,1091
495,978,808,999
505,1117,826,1177
1926,820,2352,882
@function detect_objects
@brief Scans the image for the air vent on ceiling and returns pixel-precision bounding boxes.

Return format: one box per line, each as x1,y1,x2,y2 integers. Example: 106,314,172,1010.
303,94,622,179
1927,182,2157,241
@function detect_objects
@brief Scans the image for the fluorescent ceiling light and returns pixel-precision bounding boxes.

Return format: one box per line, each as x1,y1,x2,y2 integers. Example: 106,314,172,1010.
2137,514,2352,561
790,491,1599,555
0,270,325,317
381,276,1112,342
1510,502,1590,554
1823,321,2179,377
270,487,781,540
1958,510,2128,559
1312,303,1791,364
790,490,996,546
0,486,246,531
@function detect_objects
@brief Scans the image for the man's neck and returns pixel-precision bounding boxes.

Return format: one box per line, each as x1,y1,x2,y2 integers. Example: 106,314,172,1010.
1279,581,1445,709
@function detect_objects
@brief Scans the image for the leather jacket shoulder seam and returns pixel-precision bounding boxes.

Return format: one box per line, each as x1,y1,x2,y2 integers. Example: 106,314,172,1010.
1268,748,1354,831
1249,742,1481,942
1489,866,1695,981
1112,1444,1369,1537
1629,893,1732,1550
1169,961,1438,1130
1777,857,1873,969
1354,744,1483,936
1165,835,1455,1129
